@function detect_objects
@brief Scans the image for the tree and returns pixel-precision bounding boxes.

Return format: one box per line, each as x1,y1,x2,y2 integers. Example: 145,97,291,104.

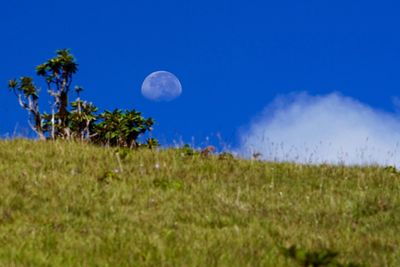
36,49,77,139
8,77,45,140
8,49,156,148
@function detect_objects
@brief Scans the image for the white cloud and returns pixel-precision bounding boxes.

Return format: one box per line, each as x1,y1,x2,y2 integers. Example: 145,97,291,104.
237,92,400,167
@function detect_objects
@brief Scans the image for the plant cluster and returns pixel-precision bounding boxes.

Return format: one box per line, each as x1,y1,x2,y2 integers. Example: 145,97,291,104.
8,49,157,148
282,245,364,267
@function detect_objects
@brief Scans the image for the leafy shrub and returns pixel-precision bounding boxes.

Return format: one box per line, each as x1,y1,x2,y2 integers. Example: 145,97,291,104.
92,109,154,148
282,245,364,267
179,144,198,157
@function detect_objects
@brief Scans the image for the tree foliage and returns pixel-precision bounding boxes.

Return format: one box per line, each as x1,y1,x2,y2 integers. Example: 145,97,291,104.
8,49,156,148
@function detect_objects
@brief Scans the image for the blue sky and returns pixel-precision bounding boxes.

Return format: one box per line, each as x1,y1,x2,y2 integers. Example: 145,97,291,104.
1,1,400,162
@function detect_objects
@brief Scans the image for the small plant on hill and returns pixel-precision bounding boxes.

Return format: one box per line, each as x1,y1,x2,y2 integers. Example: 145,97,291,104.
8,49,156,148
282,245,364,267
179,144,197,157
177,144,219,158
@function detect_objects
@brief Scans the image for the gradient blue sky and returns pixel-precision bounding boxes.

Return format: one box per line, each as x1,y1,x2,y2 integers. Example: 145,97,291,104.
1,0,400,148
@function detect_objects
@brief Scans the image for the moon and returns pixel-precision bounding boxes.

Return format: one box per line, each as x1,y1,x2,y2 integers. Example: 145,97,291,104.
141,71,182,101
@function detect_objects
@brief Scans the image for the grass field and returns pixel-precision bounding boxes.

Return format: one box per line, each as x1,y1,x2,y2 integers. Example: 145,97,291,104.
0,139,399,266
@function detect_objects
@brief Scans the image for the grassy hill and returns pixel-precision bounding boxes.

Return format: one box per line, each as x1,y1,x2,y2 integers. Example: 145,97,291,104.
0,139,399,266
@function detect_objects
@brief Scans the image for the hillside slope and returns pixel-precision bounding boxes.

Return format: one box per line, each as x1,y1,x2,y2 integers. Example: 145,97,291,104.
0,139,399,266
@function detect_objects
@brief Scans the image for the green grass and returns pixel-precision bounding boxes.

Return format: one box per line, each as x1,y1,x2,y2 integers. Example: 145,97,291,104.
0,139,399,266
